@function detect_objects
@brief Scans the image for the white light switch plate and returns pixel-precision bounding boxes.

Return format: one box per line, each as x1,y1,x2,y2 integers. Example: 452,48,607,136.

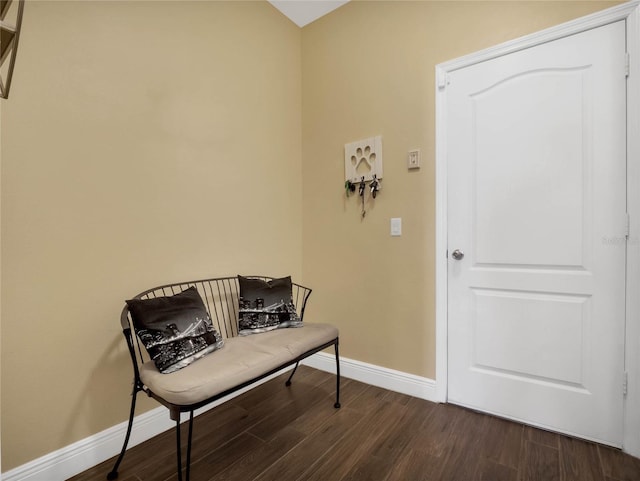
408,149,421,169
391,217,402,236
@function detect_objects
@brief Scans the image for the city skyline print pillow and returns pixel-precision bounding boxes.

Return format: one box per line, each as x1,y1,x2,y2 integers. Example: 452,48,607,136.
237,276,302,335
127,286,224,374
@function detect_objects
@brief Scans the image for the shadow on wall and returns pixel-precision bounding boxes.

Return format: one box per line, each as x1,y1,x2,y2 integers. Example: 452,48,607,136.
60,333,138,448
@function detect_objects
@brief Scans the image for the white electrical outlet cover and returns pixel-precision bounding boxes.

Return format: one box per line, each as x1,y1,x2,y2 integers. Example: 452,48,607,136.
408,149,421,169
391,217,402,236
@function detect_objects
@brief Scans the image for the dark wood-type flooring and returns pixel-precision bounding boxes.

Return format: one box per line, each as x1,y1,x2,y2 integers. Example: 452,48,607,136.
69,366,640,481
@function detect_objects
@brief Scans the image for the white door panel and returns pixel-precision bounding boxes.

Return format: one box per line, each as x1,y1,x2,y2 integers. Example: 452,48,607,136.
473,68,588,268
472,289,588,385
447,21,626,445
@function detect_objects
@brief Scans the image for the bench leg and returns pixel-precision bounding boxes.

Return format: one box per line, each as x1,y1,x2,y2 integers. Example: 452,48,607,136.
107,389,138,480
334,341,341,409
175,411,195,481
286,361,299,386
176,416,183,481
186,411,194,481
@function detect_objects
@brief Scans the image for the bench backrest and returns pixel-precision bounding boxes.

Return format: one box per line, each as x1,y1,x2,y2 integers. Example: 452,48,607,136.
120,276,312,367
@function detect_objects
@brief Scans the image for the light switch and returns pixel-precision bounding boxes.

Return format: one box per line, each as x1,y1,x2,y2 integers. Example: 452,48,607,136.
391,217,402,236
408,149,421,169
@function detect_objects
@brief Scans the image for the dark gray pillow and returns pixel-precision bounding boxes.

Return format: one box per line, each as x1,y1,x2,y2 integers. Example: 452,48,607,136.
127,287,224,373
237,276,302,335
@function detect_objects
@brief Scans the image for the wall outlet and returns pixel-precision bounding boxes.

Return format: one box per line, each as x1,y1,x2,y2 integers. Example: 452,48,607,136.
408,149,421,169
391,217,402,236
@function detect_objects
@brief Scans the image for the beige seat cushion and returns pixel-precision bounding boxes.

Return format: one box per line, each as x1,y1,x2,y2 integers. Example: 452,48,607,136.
139,323,338,406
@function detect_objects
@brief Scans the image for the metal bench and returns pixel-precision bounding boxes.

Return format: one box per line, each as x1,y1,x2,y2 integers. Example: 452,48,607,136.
108,276,340,481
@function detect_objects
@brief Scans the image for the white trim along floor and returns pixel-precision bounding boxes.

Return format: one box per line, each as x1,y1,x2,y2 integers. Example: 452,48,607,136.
2,353,436,481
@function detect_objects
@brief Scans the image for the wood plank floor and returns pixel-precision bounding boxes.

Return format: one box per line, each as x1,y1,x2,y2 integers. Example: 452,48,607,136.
69,366,640,481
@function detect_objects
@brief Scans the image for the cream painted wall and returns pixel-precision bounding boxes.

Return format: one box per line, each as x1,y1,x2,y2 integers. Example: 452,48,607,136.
0,1,301,470
301,1,619,379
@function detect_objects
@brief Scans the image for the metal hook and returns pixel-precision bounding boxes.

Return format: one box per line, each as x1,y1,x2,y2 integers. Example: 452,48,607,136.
370,175,379,199
359,177,367,218
345,180,356,197
358,176,366,197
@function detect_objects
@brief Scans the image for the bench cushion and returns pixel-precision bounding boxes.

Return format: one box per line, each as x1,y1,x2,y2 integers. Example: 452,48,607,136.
139,323,338,406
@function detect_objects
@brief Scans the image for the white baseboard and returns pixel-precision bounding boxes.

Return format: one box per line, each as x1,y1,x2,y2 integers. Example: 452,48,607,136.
302,352,438,403
1,367,293,481
2,404,174,481
2,354,438,481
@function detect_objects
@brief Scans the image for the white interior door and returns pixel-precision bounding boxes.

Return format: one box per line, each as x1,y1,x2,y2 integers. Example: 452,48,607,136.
447,20,627,446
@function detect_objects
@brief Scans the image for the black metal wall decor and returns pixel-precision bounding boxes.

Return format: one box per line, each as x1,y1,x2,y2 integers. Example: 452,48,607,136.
1,0,25,99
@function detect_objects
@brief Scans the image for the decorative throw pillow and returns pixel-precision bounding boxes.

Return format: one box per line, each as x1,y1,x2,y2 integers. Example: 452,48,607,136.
127,286,224,374
237,275,302,335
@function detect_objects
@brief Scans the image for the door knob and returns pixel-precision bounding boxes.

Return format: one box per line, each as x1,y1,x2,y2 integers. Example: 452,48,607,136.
451,249,464,260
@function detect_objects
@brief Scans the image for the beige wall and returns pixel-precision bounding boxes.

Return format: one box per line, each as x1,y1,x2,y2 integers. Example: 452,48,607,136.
1,1,301,470
0,0,622,473
301,0,619,379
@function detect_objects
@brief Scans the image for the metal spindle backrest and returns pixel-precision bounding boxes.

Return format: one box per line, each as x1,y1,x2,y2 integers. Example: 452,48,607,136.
120,276,312,369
